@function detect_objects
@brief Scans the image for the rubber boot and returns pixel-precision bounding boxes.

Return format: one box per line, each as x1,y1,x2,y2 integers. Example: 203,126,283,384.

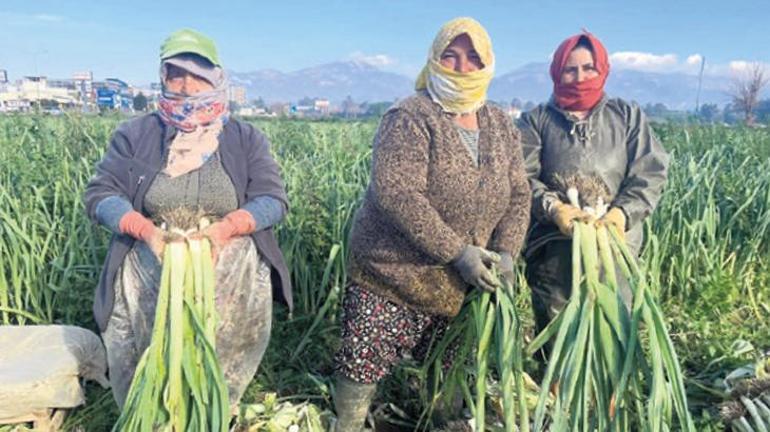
334,376,377,432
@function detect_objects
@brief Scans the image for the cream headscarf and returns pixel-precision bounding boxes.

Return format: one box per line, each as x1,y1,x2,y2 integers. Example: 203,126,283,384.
415,17,495,114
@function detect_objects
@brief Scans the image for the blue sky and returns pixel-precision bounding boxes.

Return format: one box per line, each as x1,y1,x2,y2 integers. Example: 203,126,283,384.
1,0,768,84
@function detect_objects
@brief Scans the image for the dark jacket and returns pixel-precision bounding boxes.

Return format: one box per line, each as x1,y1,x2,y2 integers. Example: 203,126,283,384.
518,96,669,255
84,113,291,331
348,92,531,318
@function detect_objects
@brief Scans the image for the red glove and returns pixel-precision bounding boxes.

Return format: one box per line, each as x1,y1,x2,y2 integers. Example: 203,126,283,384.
119,211,165,259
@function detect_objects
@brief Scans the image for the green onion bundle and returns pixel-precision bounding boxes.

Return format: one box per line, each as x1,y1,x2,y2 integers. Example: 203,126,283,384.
421,269,531,431
113,229,229,432
527,189,695,432
492,272,530,432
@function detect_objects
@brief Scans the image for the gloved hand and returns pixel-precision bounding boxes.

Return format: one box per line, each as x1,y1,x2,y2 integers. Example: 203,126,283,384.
598,207,627,240
496,252,515,287
119,211,165,260
551,201,591,237
198,209,256,262
451,245,501,293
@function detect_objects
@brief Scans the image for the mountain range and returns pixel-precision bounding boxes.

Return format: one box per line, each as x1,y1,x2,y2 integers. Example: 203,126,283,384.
229,60,735,109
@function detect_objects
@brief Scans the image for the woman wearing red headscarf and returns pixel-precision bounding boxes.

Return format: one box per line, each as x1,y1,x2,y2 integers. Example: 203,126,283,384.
518,32,670,338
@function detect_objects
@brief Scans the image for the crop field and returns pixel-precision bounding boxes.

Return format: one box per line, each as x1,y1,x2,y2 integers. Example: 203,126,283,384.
0,114,768,430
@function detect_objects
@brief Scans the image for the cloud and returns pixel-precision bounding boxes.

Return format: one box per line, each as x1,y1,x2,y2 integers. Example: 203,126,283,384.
348,51,396,68
686,54,703,66
0,11,66,25
728,60,753,73
606,51,767,77
609,51,678,72
33,14,65,22
688,60,770,77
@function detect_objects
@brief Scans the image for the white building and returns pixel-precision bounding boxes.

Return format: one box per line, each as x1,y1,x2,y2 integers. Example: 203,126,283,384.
0,76,81,112
314,99,330,113
228,86,247,106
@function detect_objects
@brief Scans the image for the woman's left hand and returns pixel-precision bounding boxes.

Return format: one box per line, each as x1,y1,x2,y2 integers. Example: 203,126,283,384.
196,209,257,263
197,221,236,263
598,207,627,240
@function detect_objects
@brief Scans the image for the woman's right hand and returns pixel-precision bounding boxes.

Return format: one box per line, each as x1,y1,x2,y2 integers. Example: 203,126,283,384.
550,202,592,236
119,211,166,260
451,245,501,293
144,227,166,261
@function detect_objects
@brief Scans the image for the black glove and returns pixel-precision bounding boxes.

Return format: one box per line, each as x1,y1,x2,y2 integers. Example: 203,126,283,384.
451,245,501,292
497,252,514,286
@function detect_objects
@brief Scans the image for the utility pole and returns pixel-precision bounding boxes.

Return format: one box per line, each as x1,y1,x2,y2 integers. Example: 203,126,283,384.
695,56,706,115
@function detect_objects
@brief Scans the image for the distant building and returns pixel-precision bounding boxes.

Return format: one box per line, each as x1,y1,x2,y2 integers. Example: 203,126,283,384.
314,98,330,114
0,70,7,84
269,102,291,116
237,107,271,117
48,79,77,90
0,99,31,112
0,76,81,109
228,86,247,106
73,71,95,107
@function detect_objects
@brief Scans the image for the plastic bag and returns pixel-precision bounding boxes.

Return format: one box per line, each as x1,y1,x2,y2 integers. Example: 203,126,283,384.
0,325,108,424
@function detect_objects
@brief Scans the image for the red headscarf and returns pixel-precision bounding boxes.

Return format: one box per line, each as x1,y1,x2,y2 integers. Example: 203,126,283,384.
550,32,610,111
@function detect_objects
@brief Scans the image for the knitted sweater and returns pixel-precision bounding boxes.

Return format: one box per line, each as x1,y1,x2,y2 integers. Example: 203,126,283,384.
347,92,531,317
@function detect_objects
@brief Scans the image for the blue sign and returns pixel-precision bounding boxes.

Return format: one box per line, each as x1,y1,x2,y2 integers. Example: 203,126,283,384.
96,88,119,108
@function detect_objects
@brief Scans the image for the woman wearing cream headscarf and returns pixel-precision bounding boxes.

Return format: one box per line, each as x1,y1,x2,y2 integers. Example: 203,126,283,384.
332,17,530,431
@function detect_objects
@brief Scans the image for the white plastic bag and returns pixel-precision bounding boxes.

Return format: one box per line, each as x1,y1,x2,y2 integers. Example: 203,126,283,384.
0,325,109,424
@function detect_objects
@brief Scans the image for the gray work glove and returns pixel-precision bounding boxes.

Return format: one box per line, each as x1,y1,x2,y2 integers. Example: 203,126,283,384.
451,245,501,293
497,252,514,286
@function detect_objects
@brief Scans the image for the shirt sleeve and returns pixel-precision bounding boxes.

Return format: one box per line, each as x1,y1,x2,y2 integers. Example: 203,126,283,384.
518,111,561,223
84,124,136,223
94,195,134,233
241,195,287,231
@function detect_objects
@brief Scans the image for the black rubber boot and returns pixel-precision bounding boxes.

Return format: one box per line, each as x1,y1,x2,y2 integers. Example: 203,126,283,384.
334,376,377,432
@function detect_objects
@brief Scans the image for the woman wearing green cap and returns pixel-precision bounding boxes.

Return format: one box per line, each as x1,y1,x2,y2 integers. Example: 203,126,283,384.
84,28,292,411
332,17,530,431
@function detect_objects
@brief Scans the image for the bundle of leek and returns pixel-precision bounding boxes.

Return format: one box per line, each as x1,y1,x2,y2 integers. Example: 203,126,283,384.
421,268,531,432
113,220,229,432
527,187,695,432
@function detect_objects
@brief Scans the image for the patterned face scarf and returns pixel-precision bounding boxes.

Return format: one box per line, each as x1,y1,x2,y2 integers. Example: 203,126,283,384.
157,88,229,133
162,118,224,178
158,56,230,177
415,17,495,115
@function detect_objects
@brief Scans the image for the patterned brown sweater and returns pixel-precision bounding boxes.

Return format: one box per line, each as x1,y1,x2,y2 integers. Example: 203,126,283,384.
348,92,531,317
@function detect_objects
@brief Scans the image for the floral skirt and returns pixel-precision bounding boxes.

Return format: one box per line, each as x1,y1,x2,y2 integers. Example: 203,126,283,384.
334,284,458,384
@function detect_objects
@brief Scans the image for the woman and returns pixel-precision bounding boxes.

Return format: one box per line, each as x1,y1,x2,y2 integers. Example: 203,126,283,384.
84,28,291,409
519,32,669,338
333,17,531,431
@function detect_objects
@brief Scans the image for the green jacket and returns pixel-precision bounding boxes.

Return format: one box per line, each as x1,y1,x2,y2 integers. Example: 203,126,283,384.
518,96,669,255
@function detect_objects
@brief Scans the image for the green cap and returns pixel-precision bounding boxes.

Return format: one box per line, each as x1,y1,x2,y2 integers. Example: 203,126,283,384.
160,28,221,66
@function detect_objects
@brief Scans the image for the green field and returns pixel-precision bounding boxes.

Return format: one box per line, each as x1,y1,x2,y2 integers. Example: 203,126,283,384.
0,115,768,431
